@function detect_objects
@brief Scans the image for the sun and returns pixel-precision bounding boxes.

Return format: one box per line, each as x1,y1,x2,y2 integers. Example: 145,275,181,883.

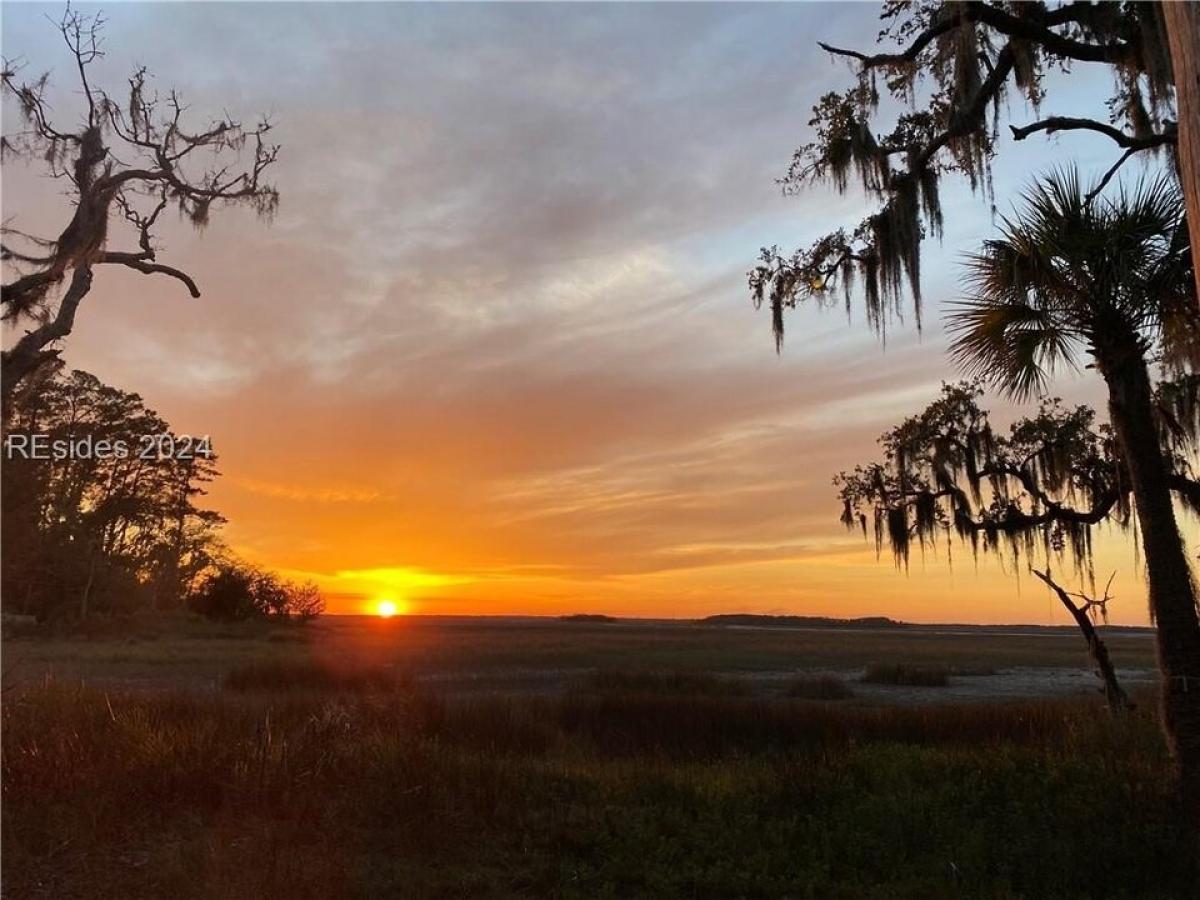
368,592,412,618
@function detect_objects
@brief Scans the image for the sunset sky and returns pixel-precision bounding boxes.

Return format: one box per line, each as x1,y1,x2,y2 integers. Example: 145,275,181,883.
4,2,1195,623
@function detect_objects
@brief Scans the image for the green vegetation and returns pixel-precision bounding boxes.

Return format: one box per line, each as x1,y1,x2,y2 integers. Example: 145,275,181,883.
753,0,1200,818
950,171,1200,808
3,619,1171,896
5,674,1195,899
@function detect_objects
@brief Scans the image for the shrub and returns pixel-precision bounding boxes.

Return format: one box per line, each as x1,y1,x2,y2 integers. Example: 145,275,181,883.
189,563,325,623
188,565,258,621
287,580,325,622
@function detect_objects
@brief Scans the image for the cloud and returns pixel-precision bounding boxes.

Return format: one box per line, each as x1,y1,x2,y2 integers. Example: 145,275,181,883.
2,3,1163,622
234,478,385,505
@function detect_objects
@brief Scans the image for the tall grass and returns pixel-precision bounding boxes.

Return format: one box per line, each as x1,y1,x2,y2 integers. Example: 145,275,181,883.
786,674,855,699
862,663,951,686
223,658,399,693
578,668,750,697
3,678,1195,898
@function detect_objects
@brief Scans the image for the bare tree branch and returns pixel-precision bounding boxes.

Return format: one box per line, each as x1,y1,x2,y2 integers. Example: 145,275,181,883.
96,251,200,297
1033,568,1130,712
1010,116,1177,150
2,266,93,392
821,3,1137,69
817,10,964,66
0,7,280,405
1086,147,1140,204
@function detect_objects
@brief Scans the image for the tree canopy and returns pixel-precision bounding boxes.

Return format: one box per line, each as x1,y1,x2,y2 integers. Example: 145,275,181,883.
2,365,328,623
837,380,1200,577
950,169,1198,397
2,366,224,619
0,7,279,401
751,1,1183,347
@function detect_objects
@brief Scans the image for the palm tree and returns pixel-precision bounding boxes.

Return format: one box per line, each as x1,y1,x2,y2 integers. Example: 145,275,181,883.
948,169,1200,815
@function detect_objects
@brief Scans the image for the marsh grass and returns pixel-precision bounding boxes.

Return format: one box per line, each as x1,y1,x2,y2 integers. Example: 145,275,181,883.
579,668,750,697
786,674,855,699
862,663,952,686
223,658,400,693
2,616,1157,693
4,677,1195,899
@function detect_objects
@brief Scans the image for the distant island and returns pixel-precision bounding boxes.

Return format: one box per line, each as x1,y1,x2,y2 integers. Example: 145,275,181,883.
699,614,904,629
558,614,619,623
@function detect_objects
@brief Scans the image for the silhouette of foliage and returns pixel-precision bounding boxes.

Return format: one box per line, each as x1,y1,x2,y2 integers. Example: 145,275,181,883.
189,561,325,624
2,366,223,620
0,6,279,404
752,1,1180,347
837,380,1199,573
945,169,1200,814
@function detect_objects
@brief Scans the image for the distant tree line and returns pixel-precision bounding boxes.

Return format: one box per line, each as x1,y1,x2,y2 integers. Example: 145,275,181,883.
2,366,323,623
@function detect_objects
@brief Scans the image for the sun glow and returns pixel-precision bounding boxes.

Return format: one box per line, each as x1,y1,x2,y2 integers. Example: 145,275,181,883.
375,598,400,618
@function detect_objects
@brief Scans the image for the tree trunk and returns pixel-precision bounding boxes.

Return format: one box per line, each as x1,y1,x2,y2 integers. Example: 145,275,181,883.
1,265,93,417
1164,2,1200,302
1033,570,1131,713
80,548,96,620
1100,347,1200,820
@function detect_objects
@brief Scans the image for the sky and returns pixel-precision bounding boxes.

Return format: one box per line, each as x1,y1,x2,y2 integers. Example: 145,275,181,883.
3,1,1195,623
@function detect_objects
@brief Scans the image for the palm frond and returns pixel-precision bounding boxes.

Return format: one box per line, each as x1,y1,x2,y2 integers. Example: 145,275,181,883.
948,167,1193,390
946,296,1076,400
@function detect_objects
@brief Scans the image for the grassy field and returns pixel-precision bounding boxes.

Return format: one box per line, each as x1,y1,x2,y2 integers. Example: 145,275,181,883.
3,615,1194,898
1,613,1160,692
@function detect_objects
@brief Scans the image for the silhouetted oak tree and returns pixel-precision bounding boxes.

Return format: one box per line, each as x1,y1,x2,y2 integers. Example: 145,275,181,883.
0,7,279,408
189,561,326,623
837,381,1200,708
838,383,1129,568
751,1,1183,344
839,377,1200,781
759,0,1200,818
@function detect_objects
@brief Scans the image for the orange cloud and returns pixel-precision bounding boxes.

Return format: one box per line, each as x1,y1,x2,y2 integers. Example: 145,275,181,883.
4,2,1193,624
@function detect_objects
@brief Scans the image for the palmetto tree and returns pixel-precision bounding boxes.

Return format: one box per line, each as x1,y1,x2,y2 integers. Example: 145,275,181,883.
950,169,1200,813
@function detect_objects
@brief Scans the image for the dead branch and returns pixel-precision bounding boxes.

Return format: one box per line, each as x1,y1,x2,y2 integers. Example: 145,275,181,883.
1033,568,1131,713
1010,116,1177,150
0,7,279,405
